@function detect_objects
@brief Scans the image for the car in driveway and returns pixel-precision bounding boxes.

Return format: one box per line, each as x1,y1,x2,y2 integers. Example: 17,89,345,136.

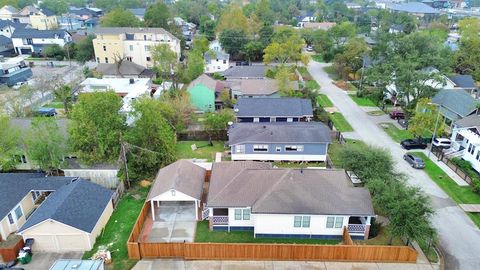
403,154,425,169
432,138,452,149
400,139,427,150
389,110,405,120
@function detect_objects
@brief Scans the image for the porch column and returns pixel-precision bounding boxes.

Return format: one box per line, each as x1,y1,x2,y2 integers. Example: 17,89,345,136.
195,200,199,221
364,216,372,240
150,200,155,221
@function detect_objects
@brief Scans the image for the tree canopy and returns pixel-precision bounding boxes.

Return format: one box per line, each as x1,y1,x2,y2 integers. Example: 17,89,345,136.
100,8,141,27
144,1,171,29
0,116,20,171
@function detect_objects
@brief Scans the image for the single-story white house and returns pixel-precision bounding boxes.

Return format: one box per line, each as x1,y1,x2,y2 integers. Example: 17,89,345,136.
450,114,480,173
206,161,375,240
147,160,206,221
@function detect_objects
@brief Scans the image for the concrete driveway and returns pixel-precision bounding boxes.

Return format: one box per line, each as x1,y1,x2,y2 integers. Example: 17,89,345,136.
20,251,83,270
146,202,196,243
308,61,480,270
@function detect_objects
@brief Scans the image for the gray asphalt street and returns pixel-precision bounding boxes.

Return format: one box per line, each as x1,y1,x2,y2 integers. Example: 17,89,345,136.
308,61,480,270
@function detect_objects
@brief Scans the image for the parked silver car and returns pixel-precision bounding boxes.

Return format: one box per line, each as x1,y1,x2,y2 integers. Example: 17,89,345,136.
403,154,425,169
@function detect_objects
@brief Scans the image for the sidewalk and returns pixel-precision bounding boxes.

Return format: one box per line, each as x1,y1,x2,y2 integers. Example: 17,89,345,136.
422,150,469,186
132,259,439,270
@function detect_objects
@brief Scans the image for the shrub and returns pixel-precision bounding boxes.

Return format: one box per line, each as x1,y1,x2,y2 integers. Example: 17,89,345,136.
472,179,480,194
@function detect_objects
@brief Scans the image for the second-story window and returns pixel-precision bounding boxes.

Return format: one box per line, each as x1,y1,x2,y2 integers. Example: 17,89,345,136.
103,45,106,51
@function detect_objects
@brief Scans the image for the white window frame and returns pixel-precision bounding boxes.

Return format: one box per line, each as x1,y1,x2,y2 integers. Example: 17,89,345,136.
326,216,344,228
14,205,23,220
235,145,245,153
294,216,310,228
253,145,269,152
285,145,304,152
234,208,250,220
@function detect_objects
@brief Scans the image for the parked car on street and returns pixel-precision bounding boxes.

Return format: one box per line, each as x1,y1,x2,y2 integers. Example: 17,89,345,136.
400,139,428,150
403,154,425,169
389,110,405,119
432,138,452,149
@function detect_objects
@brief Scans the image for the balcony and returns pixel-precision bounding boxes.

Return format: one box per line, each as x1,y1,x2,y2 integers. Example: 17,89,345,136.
211,216,228,225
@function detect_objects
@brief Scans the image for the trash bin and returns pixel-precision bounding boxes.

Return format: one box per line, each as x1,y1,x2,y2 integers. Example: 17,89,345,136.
17,250,32,264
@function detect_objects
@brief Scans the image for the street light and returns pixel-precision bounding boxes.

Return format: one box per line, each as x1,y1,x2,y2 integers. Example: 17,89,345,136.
428,102,441,158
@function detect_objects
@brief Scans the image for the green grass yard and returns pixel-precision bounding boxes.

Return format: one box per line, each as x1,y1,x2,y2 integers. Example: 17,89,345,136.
328,139,366,168
176,141,225,161
195,221,340,244
323,66,340,80
410,152,480,228
312,54,324,63
329,112,353,132
317,94,334,107
83,186,149,270
380,123,412,143
348,94,377,107
43,102,64,109
297,66,313,81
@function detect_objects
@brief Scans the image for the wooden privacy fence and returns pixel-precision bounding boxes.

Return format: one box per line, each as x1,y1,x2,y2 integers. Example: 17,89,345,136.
127,242,417,263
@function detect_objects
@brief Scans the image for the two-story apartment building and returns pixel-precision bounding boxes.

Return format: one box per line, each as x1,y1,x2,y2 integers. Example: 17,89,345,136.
11,28,72,55
0,56,33,86
29,8,58,30
93,27,181,68
207,162,375,240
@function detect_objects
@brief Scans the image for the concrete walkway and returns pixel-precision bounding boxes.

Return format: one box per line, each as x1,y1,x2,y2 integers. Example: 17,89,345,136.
420,150,469,186
132,259,439,270
308,61,480,270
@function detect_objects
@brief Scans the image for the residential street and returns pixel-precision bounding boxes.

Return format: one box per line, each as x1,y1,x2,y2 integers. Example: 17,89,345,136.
308,61,480,270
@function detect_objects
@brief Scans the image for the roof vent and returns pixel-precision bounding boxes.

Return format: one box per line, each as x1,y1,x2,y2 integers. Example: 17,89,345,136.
129,78,135,84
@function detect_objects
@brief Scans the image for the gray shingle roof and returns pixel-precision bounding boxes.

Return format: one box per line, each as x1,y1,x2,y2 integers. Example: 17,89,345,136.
387,2,439,14
41,8,55,17
207,162,374,216
0,20,27,30
226,79,298,96
128,8,146,17
19,179,113,233
432,89,478,120
147,160,206,201
205,50,229,61
12,28,69,39
222,65,269,79
235,97,313,117
188,74,218,91
96,61,152,77
0,173,74,219
0,35,12,46
228,122,331,145
454,114,480,128
450,75,476,89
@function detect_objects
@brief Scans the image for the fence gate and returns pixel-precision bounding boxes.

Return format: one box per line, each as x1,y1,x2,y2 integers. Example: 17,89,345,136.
202,205,209,220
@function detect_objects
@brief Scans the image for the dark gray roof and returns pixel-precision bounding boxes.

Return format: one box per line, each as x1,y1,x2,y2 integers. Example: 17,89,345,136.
19,179,113,233
387,2,439,14
432,89,478,120
0,35,12,46
12,29,69,39
223,65,269,79
128,8,146,17
454,114,480,128
205,50,229,61
450,75,476,89
0,20,27,30
207,162,374,216
147,160,206,201
69,8,97,17
235,97,313,117
0,173,74,219
96,61,151,77
228,122,331,145
41,8,55,17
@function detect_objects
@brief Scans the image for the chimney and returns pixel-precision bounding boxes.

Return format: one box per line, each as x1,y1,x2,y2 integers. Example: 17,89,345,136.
129,78,134,84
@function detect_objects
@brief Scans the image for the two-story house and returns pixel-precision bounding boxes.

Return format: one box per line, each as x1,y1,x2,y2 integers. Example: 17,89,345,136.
29,8,58,30
234,97,313,123
11,28,72,55
93,27,181,68
0,56,33,86
207,162,375,240
228,122,331,162
450,115,480,173
204,50,230,73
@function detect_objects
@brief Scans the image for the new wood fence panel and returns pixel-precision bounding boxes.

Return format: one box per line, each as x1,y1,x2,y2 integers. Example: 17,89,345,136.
127,242,140,260
140,243,185,258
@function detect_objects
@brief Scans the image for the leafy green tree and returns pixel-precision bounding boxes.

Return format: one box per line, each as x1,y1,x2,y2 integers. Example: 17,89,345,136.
158,90,194,132
100,8,140,27
74,35,95,63
172,0,210,25
125,98,176,180
216,3,250,34
152,43,178,80
409,98,445,138
275,66,294,96
24,117,66,175
333,38,369,80
204,109,235,137
259,24,274,47
199,18,216,41
0,0,19,8
43,45,65,60
263,26,307,65
40,0,68,15
242,41,264,62
192,37,209,54
339,144,394,181
219,29,249,57
311,29,334,61
0,116,20,171
144,1,171,28
54,85,74,115
69,92,125,164
328,21,356,47
254,0,275,25
455,18,480,80
182,50,204,83
18,0,36,8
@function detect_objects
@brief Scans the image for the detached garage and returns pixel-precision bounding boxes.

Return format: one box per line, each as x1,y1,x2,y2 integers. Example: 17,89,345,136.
18,179,113,252
147,160,206,221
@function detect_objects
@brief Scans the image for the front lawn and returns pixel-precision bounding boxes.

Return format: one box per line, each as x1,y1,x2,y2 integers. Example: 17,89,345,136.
410,152,480,228
380,123,411,143
176,141,225,161
348,94,377,107
323,66,340,80
83,185,149,270
329,112,353,132
317,94,333,107
195,221,340,245
328,139,366,168
312,54,324,62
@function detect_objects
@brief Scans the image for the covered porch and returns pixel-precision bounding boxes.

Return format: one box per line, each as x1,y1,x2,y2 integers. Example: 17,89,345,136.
347,216,372,240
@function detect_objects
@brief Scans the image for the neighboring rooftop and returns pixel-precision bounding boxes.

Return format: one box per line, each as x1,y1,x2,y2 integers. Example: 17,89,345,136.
455,114,480,129
450,74,476,89
386,2,439,14
188,74,217,91
49,260,103,270
96,61,155,77
0,20,27,29
207,162,374,216
302,22,336,30
222,65,269,79
228,122,331,145
12,28,68,39
432,89,478,119
81,77,151,94
226,79,298,96
147,160,206,201
0,35,12,46
0,173,74,219
19,179,113,233
234,97,313,117
94,27,178,41
205,50,229,61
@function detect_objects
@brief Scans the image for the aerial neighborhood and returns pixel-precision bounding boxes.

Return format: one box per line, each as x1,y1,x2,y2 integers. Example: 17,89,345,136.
2,0,480,270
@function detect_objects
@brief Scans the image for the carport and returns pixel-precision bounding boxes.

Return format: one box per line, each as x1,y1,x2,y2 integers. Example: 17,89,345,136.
145,160,206,242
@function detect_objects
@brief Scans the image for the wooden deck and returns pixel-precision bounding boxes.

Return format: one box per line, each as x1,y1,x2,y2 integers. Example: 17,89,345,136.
459,204,480,212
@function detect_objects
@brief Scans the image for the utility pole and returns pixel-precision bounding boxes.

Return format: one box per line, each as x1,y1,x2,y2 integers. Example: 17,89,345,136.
120,142,130,188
